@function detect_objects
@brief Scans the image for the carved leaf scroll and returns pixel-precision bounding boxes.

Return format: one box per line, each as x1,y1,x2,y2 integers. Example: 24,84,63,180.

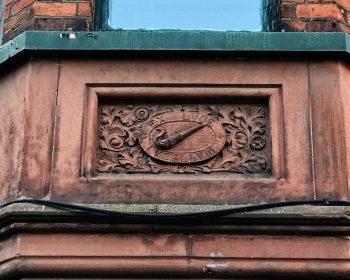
97,103,270,175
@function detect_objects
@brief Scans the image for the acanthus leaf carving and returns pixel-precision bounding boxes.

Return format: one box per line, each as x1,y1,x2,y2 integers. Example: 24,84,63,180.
97,103,270,175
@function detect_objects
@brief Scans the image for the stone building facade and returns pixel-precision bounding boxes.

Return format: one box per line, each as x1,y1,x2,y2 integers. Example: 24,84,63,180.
0,1,350,279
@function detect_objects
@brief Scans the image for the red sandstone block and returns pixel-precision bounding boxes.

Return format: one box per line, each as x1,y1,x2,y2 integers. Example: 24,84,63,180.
78,2,92,17
32,2,77,17
18,234,188,257
296,4,343,20
190,235,350,259
12,0,35,16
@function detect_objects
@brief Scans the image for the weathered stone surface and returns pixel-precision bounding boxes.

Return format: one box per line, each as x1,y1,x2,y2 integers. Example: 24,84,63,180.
1,58,350,204
1,230,349,279
98,104,269,175
0,203,349,279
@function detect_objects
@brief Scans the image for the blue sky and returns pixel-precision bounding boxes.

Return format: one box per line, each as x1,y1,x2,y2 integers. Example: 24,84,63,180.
109,0,263,31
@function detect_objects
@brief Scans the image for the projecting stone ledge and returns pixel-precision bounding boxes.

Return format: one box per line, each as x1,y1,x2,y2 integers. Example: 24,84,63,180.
1,202,350,233
2,202,350,217
0,203,350,280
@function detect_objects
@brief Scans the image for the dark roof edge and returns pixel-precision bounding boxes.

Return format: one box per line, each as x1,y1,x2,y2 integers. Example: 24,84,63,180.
1,31,350,66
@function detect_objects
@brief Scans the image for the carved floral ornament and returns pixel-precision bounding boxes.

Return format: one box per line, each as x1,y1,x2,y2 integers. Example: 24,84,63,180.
97,103,270,175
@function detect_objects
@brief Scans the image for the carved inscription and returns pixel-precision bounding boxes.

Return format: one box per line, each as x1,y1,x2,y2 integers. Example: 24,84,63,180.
97,104,270,175
139,112,226,164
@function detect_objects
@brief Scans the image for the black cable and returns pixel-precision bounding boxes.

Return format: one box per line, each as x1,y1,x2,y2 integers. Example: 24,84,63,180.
1,198,350,220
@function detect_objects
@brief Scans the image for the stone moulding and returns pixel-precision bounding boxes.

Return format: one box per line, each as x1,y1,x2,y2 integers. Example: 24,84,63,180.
0,204,350,279
83,86,283,180
97,103,270,175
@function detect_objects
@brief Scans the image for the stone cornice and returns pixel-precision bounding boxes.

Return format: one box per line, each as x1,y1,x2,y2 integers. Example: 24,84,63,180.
1,203,350,279
1,203,350,236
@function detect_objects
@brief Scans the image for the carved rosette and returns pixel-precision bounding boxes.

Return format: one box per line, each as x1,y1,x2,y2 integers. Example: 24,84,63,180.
97,104,270,175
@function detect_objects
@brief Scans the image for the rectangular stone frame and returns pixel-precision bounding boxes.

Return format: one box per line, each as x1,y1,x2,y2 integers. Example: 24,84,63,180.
73,84,288,204
50,59,314,204
83,85,284,179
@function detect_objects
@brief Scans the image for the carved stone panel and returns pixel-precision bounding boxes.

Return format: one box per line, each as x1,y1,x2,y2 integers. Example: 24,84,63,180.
97,102,271,175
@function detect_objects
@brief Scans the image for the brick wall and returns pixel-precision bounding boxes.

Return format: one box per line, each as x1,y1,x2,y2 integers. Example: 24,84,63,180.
281,0,350,32
2,0,350,44
3,0,93,43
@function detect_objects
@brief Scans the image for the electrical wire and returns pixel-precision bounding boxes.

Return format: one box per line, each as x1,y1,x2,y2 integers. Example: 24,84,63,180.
1,198,350,220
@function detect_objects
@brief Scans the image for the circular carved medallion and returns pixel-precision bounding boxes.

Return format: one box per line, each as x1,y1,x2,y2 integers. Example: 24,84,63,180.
139,112,226,164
